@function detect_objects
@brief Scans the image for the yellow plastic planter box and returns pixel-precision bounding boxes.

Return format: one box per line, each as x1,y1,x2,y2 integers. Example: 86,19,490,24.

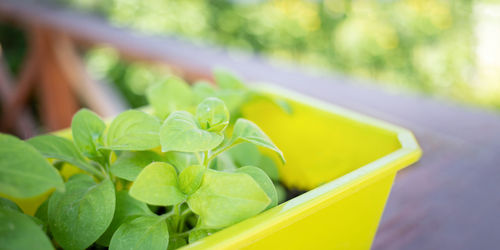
185,85,421,249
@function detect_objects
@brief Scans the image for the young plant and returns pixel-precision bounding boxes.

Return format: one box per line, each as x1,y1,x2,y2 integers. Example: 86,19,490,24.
191,69,292,121
0,71,287,250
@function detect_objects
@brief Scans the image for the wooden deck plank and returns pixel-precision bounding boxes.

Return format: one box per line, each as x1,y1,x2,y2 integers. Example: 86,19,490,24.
373,126,500,249
1,1,500,249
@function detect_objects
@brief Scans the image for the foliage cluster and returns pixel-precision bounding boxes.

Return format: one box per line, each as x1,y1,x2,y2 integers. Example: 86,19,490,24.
0,71,287,249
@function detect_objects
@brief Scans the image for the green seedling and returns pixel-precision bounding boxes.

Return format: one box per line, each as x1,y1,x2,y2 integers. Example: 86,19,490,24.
0,70,288,250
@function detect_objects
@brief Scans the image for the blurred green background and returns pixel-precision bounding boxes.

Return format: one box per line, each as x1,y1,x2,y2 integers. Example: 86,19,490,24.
5,0,500,110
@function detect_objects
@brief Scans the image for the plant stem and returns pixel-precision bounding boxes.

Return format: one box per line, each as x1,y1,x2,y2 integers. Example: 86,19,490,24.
160,211,172,220
179,206,192,232
174,203,181,217
207,143,238,164
173,203,182,232
86,162,106,180
202,151,209,167
195,152,203,165
181,207,192,217
171,229,193,238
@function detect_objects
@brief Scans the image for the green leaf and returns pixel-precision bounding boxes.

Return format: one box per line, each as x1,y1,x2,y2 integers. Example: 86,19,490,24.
98,190,153,246
212,69,248,117
217,89,247,116
71,108,106,161
213,68,246,90
27,135,102,177
147,77,193,120
105,110,161,151
0,198,45,233
275,183,287,204
34,199,50,233
0,134,64,198
226,143,280,180
160,111,223,152
179,165,205,195
237,166,278,210
209,153,237,172
187,169,270,228
130,162,186,206
0,197,21,212
229,119,285,163
29,216,46,232
109,215,169,250
227,142,260,167
192,81,217,103
271,98,293,115
258,155,280,181
195,97,230,133
111,151,162,181
168,237,187,250
0,207,53,250
164,151,197,173
188,228,216,243
48,175,115,250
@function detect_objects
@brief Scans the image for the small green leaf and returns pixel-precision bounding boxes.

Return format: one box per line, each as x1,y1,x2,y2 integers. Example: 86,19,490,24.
188,228,216,243
168,237,187,250
258,155,280,182
237,166,278,209
226,143,280,180
217,89,247,116
271,98,293,115
195,97,230,133
160,111,223,152
48,175,115,250
0,197,21,212
29,216,46,232
209,153,237,172
98,190,153,246
275,183,287,204
147,77,193,120
71,108,106,161
0,207,53,250
179,165,205,195
188,169,270,228
109,215,169,250
111,151,162,181
229,119,284,163
213,69,248,117
34,199,49,233
192,81,216,103
27,135,85,163
213,68,246,90
185,213,198,229
0,134,64,198
164,151,198,173
105,110,161,151
130,162,186,206
27,135,101,177
227,142,260,167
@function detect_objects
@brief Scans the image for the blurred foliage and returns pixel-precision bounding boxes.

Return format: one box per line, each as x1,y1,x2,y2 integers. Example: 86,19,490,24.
7,0,497,109
84,47,175,108
71,0,482,108
0,24,27,75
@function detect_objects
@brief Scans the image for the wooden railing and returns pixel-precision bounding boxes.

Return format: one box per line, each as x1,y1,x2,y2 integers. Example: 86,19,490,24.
0,0,407,134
